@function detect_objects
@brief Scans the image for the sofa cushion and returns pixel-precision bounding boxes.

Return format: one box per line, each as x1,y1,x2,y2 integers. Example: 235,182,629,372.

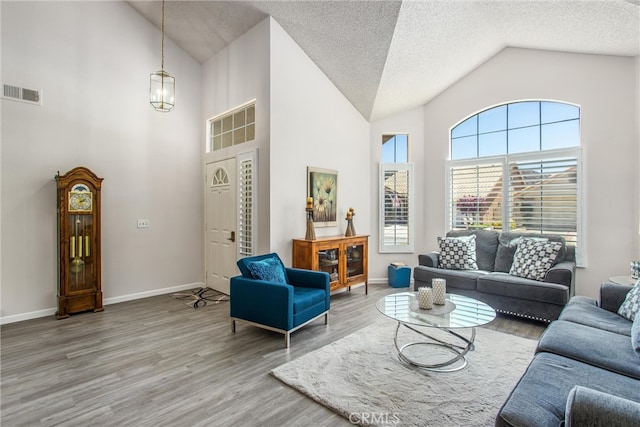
509,238,562,281
447,229,499,271
495,352,640,427
536,320,640,380
478,273,569,305
292,287,326,314
565,386,640,427
437,235,478,270
247,257,288,284
559,296,632,337
618,281,640,321
413,265,486,290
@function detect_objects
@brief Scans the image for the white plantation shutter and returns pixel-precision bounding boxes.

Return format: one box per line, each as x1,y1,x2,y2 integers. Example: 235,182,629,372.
380,163,414,253
508,156,579,246
446,149,582,264
238,152,256,257
448,161,504,229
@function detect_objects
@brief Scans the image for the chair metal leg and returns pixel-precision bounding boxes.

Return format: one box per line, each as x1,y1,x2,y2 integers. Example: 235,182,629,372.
284,332,290,348
324,313,328,324
231,319,236,333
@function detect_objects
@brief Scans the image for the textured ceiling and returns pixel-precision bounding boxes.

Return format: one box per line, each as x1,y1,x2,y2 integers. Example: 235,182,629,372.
127,0,640,121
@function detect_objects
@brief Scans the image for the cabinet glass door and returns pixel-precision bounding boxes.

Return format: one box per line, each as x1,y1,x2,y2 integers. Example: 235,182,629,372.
318,247,340,282
346,244,364,278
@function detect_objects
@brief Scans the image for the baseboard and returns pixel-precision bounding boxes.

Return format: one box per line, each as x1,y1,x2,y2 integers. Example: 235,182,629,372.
0,308,58,325
103,282,203,305
368,277,414,286
0,282,205,325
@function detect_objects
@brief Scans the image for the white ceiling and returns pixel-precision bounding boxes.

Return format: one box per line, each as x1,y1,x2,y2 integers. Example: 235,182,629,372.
127,0,640,121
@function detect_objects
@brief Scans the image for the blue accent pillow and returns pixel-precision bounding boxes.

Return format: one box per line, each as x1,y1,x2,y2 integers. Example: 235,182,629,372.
247,257,288,284
632,312,640,358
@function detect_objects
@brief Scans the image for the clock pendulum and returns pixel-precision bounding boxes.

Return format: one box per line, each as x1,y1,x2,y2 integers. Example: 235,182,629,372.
70,216,85,274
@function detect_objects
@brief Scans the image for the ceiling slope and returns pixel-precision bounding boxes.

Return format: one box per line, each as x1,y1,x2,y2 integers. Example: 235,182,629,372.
127,0,640,121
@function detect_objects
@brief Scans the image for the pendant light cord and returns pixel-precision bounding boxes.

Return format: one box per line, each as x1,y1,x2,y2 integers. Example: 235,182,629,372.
161,0,165,71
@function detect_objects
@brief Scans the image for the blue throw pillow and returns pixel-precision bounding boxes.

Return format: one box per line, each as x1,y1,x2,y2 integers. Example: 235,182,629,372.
247,257,288,284
632,312,640,358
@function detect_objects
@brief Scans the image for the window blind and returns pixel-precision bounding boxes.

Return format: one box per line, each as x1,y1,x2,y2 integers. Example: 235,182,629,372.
449,163,504,229
508,158,578,245
380,163,413,252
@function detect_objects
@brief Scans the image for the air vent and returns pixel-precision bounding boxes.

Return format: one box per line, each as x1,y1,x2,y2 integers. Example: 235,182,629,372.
2,84,41,105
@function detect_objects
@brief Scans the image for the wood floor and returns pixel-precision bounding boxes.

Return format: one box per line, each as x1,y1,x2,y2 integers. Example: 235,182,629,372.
1,284,546,427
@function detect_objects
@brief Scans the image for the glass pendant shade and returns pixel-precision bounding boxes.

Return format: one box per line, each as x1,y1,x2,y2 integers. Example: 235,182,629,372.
150,69,175,112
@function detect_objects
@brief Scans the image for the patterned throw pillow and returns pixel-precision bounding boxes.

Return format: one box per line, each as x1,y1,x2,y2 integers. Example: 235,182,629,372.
247,257,288,284
618,280,640,322
509,238,562,281
632,314,640,357
438,235,478,270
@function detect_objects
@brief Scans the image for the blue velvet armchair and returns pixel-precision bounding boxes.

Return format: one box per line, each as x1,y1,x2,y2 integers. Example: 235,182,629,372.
230,253,330,347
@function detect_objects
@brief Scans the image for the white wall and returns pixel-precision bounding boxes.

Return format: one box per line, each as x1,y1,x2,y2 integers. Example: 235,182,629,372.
1,1,203,322
269,18,370,265
201,17,271,255
418,47,638,298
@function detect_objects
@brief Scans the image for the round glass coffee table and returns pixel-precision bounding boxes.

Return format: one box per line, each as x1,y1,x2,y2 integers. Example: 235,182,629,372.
376,292,496,372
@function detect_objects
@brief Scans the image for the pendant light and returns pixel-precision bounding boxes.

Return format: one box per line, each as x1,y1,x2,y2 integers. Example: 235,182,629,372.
149,0,175,112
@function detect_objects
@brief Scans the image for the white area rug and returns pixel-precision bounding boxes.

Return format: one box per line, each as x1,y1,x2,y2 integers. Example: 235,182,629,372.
271,320,537,426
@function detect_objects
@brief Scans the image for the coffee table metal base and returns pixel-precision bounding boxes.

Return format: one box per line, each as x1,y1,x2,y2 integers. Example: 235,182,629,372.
393,322,475,372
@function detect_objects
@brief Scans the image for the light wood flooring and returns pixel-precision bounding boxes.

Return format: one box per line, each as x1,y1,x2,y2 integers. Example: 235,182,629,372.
1,284,546,427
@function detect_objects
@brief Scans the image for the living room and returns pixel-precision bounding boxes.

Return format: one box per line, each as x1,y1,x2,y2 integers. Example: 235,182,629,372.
1,0,639,425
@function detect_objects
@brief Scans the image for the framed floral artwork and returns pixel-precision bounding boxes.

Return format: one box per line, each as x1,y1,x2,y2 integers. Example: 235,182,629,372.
307,167,338,227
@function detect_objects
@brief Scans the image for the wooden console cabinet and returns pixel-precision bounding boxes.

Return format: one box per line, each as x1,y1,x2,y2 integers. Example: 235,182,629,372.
292,235,368,294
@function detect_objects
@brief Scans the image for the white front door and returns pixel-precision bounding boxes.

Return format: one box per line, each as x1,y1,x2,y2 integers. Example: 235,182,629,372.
205,158,237,295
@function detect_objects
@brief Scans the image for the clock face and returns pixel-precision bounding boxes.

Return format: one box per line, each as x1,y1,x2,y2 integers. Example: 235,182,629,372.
69,191,93,212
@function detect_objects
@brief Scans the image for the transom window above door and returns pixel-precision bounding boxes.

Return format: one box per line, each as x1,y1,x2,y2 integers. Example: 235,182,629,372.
208,101,256,152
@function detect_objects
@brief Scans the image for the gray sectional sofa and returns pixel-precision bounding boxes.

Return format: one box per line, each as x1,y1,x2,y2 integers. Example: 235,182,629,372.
496,282,640,426
413,229,576,322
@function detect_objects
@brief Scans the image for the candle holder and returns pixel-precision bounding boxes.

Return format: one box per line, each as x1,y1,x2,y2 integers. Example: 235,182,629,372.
345,217,354,237
432,278,446,305
305,208,316,240
345,207,356,237
418,287,433,309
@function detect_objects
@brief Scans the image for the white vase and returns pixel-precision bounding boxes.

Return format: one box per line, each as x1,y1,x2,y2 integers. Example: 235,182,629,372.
418,287,433,309
432,278,446,305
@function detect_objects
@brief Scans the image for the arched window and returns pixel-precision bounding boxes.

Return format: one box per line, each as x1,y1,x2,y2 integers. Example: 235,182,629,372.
451,101,579,159
447,101,583,264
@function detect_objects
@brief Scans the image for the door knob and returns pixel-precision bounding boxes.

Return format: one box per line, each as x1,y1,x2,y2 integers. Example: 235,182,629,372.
227,231,236,242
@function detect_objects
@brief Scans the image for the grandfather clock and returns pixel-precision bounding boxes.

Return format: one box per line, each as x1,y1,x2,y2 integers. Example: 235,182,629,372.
55,167,103,319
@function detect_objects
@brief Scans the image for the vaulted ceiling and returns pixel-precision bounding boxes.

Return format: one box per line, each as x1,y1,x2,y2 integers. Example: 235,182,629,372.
127,0,640,121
